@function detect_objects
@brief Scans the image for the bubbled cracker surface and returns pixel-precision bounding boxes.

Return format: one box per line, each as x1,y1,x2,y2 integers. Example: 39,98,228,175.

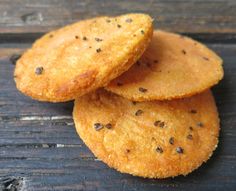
106,30,224,101
73,89,219,178
14,14,153,102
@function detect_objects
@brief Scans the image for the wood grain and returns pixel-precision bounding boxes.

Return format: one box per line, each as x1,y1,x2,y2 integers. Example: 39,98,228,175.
0,0,236,34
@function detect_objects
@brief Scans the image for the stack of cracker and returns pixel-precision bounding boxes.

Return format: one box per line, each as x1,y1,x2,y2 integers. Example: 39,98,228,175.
14,14,223,178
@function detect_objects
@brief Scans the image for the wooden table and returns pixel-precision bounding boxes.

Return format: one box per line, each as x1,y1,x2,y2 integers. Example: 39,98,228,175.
0,0,236,190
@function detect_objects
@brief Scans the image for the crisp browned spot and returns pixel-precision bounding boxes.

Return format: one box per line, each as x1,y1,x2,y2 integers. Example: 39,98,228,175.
56,70,98,96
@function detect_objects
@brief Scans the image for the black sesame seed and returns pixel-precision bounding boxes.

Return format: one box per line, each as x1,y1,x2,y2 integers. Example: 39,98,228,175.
96,48,102,53
132,101,137,105
182,50,186,54
197,122,204,127
10,54,21,65
187,134,193,140
156,147,163,153
141,30,145,34
135,109,143,116
95,37,103,42
159,122,165,128
83,36,88,41
105,123,112,129
176,147,184,154
75,36,79,39
117,24,122,28
190,109,197,114
138,87,148,93
106,19,111,23
94,123,104,131
117,82,123,86
189,126,193,131
154,120,161,126
35,67,44,75
169,137,174,145
203,57,209,61
125,18,133,23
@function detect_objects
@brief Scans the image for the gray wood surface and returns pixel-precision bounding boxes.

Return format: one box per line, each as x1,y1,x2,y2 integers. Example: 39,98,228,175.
0,0,236,34
0,0,236,190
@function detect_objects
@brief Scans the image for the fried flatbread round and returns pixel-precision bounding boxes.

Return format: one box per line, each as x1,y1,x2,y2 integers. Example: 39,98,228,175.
73,89,219,178
14,14,153,102
106,30,223,101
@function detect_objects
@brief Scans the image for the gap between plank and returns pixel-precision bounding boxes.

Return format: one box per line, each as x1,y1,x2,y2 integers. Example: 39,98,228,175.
0,32,236,44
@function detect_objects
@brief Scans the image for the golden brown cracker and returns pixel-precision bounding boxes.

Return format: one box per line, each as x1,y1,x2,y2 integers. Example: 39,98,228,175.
73,89,219,178
106,30,223,101
14,14,153,102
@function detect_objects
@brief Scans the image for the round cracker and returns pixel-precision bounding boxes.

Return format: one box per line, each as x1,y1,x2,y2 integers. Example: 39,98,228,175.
73,89,219,178
106,30,223,101
14,14,153,102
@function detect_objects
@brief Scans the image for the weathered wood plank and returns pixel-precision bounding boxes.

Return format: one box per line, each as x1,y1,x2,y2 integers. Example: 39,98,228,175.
0,156,235,191
0,0,236,34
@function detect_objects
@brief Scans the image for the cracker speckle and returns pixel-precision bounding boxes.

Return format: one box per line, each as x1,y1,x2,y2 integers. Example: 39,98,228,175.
176,147,184,154
94,123,104,131
126,149,131,153
187,134,193,140
138,87,147,93
105,123,112,129
156,147,163,153
197,122,204,127
126,18,133,23
154,120,161,126
203,57,209,61
135,109,143,116
96,48,102,53
35,67,43,75
169,137,174,145
159,122,165,128
95,37,103,42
